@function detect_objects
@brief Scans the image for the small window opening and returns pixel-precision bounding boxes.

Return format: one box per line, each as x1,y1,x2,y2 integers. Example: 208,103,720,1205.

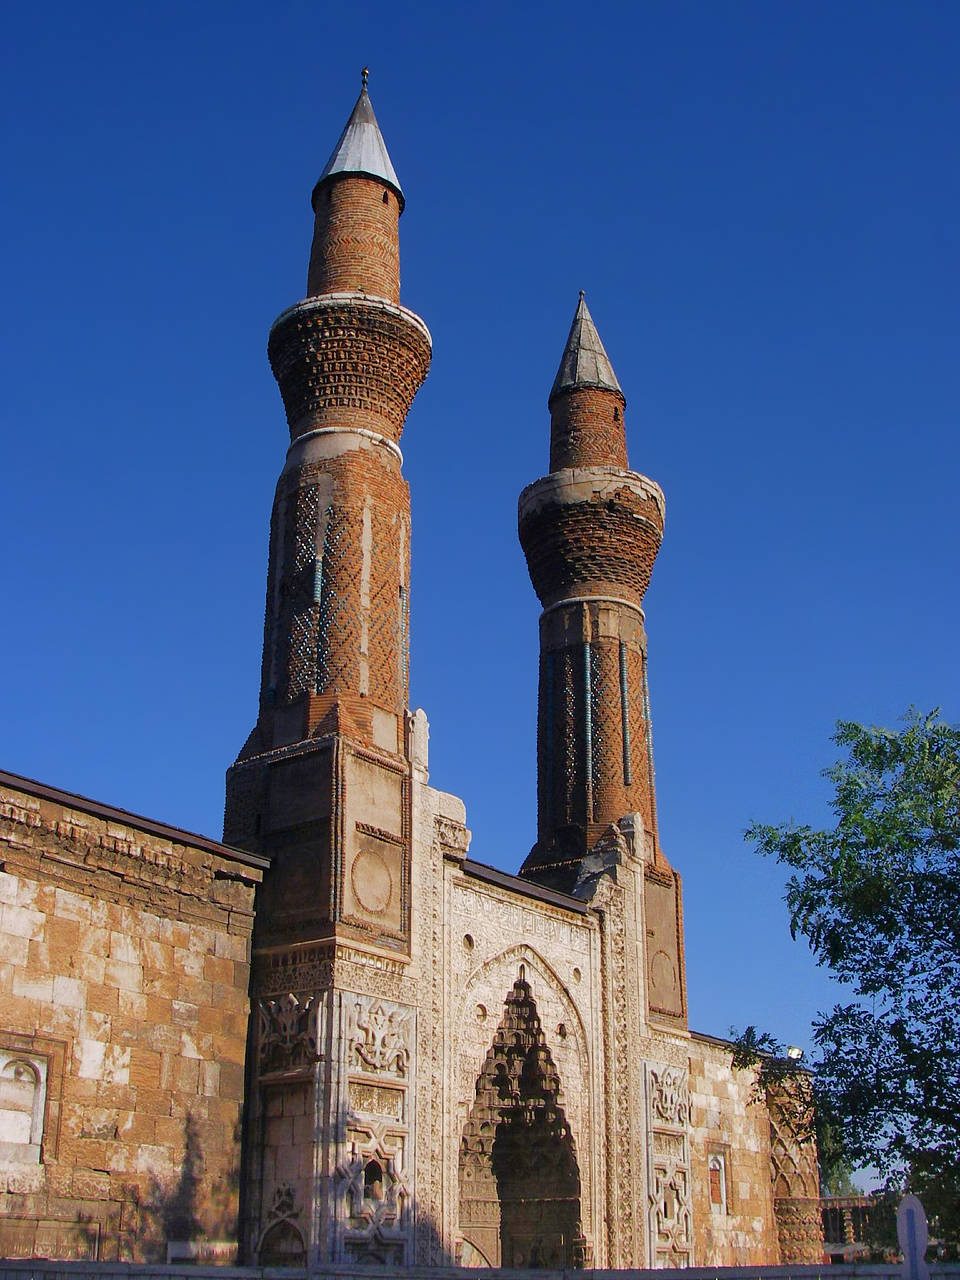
382,190,389,204
613,407,620,421
709,1153,728,1214
364,1159,384,1200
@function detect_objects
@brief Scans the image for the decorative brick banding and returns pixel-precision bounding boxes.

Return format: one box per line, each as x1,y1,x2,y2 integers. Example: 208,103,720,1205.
519,485,664,611
307,174,401,301
269,298,431,444
549,386,628,471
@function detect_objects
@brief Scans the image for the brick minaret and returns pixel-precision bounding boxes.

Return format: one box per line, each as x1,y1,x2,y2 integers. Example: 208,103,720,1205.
224,74,434,1265
224,74,430,944
519,295,667,894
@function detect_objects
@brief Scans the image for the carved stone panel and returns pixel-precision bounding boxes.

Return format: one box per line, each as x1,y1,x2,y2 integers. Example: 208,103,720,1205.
644,871,685,1020
336,992,416,1266
346,994,413,1078
646,1061,693,1267
339,751,410,945
649,1064,690,1129
451,939,594,1257
343,831,405,935
257,993,322,1075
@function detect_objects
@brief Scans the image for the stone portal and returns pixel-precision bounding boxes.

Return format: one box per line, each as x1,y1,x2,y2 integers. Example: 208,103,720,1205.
459,973,585,1268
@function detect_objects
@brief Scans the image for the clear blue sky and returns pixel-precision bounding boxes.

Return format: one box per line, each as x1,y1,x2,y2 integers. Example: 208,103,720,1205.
2,1,956,1053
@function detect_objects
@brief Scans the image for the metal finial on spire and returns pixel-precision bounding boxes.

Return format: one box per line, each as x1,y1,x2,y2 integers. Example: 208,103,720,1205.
579,289,585,300
317,71,404,208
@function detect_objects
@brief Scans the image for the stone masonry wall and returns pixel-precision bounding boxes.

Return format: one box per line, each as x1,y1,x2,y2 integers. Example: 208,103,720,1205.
687,1033,780,1266
0,774,263,1263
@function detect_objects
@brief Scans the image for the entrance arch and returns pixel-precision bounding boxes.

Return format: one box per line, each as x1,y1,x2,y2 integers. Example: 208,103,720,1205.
459,972,585,1268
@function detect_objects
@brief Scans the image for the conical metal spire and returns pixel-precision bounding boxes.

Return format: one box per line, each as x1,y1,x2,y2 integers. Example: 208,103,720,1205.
317,70,404,209
549,292,622,402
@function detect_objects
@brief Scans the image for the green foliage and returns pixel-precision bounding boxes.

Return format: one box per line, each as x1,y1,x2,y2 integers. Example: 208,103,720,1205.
745,709,960,1240
816,1118,860,1197
730,1026,850,1190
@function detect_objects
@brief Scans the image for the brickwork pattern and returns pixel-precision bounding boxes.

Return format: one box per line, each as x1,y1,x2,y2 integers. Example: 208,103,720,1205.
767,1079,824,1264
521,353,665,877
535,645,581,843
588,640,653,829
549,387,628,472
308,175,401,302
520,484,665,612
0,782,260,1263
535,639,656,851
268,299,431,445
259,451,410,744
224,127,432,1264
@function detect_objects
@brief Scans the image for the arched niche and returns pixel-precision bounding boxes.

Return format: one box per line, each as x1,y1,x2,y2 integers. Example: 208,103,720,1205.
455,944,594,1252
258,1218,305,1266
0,1054,47,1162
459,972,586,1268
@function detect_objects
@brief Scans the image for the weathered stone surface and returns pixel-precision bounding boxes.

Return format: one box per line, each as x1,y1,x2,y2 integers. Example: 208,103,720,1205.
0,84,821,1273
0,774,263,1262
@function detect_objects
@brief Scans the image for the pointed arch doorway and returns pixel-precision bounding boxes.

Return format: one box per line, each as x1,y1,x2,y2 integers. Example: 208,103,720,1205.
459,971,585,1268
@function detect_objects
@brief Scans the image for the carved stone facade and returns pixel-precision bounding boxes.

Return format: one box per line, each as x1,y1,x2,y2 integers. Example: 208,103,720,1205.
646,1064,693,1266
0,79,821,1268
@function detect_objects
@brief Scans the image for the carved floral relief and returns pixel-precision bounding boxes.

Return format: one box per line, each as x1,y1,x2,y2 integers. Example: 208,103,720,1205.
257,993,321,1074
649,1064,689,1128
346,994,413,1077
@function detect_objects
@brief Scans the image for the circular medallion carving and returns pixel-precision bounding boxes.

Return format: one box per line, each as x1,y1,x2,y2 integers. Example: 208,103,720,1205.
351,849,393,915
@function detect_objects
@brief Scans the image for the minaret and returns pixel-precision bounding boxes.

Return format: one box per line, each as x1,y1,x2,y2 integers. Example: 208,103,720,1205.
224,73,431,943
249,72,428,761
224,74,433,1266
519,294,667,893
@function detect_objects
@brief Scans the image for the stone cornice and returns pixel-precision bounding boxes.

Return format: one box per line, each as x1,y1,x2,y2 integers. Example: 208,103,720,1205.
0,773,263,926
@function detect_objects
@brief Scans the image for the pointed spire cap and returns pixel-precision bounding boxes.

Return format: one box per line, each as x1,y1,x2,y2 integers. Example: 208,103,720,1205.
549,292,623,404
316,69,404,210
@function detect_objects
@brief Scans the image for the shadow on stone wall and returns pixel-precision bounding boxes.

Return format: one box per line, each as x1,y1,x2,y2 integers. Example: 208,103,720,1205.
247,1094,460,1271
134,1111,242,1262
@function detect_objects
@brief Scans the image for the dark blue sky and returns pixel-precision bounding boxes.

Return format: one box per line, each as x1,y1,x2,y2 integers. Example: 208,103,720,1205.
2,0,957,1052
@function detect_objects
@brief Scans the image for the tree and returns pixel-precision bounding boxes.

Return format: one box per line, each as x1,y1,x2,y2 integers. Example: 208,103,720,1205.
730,1026,857,1196
746,709,960,1245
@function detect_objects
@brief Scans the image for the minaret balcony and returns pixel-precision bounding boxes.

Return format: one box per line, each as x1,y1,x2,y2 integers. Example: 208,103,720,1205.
268,293,432,444
518,466,665,610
